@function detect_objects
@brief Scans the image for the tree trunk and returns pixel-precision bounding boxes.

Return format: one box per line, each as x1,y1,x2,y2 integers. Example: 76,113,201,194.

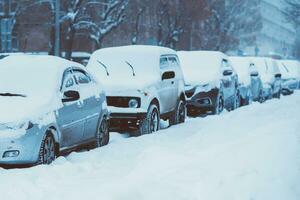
65,27,75,60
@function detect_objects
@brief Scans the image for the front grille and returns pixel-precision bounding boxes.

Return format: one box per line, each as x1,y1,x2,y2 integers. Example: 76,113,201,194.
185,88,196,98
106,96,141,108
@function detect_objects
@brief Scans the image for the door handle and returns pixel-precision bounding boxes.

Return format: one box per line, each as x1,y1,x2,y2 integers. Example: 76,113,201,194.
171,81,175,84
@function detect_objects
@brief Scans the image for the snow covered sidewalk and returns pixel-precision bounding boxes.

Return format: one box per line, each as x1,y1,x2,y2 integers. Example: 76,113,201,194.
1,92,300,200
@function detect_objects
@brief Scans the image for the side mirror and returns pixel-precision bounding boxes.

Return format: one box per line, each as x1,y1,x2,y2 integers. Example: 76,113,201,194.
250,71,259,77
223,69,233,76
62,90,80,103
274,73,282,79
162,71,175,80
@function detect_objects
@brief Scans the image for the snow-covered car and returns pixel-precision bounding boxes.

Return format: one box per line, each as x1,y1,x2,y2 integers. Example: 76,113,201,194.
0,55,109,166
277,60,300,94
248,57,282,99
229,56,264,105
87,45,186,136
178,51,239,116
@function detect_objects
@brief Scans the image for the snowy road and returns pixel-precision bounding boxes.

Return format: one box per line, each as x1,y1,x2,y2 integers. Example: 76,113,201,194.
1,92,300,200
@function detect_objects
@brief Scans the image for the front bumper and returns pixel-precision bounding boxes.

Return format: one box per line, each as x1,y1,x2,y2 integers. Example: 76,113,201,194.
108,106,147,130
186,88,219,112
0,126,43,166
281,79,298,94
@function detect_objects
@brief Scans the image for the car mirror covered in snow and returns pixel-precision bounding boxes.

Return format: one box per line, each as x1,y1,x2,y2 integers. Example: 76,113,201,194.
223,69,233,76
62,90,80,103
250,71,259,77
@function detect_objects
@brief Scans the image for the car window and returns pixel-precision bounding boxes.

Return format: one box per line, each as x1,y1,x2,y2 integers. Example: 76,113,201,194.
168,56,179,68
73,69,92,85
160,57,169,68
61,70,75,90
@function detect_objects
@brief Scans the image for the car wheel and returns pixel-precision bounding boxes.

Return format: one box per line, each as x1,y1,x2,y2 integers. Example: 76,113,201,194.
38,133,56,165
233,91,240,110
258,90,264,103
96,117,110,147
213,92,224,115
169,100,186,126
139,104,160,135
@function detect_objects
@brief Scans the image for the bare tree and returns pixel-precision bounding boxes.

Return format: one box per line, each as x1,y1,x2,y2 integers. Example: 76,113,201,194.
156,0,184,49
131,7,144,45
74,0,128,49
198,0,261,52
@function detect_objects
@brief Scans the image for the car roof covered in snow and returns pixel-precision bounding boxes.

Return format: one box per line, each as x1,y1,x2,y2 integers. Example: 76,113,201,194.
0,55,84,96
87,45,176,90
177,51,227,85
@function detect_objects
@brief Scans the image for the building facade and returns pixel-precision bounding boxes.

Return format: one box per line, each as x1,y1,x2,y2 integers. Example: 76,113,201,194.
240,0,296,57
0,0,17,52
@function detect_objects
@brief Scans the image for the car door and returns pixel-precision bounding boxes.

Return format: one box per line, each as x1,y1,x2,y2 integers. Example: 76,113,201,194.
73,68,102,141
56,68,85,148
167,55,181,110
220,59,235,103
159,56,177,113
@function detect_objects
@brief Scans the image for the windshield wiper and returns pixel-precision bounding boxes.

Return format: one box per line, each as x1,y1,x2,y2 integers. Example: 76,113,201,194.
97,60,110,76
125,61,136,76
0,93,26,98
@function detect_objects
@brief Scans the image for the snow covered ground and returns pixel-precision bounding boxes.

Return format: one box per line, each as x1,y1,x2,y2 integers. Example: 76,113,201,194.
1,92,300,200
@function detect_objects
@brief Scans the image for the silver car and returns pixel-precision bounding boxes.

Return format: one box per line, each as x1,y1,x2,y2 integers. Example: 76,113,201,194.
0,55,109,166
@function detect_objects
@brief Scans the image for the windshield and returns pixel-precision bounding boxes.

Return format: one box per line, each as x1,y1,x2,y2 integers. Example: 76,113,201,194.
0,65,59,97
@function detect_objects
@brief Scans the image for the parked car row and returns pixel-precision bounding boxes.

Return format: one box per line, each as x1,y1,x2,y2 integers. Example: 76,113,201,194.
0,45,299,167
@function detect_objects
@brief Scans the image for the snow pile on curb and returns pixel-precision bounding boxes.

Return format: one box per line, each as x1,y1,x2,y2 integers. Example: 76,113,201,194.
1,92,300,200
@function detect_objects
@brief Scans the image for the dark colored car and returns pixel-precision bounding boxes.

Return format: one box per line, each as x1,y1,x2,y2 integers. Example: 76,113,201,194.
178,51,239,116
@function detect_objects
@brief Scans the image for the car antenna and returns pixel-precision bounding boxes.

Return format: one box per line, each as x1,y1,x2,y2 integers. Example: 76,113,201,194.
97,60,110,76
125,61,136,76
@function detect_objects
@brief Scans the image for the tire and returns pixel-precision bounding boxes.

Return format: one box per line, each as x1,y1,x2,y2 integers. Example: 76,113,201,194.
169,100,186,126
232,91,240,110
258,89,264,103
38,133,56,165
96,117,110,147
139,104,160,135
212,92,224,115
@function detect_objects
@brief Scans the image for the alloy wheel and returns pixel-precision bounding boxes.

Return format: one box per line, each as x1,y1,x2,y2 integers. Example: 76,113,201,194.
43,136,55,165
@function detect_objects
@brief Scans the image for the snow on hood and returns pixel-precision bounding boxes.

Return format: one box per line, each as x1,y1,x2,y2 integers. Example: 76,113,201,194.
0,96,58,124
247,57,280,83
0,55,81,124
177,51,225,86
229,57,252,86
277,60,300,79
87,45,175,91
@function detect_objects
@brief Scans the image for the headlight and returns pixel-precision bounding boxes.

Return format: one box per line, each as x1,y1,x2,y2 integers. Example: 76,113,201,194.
128,99,139,108
0,121,33,131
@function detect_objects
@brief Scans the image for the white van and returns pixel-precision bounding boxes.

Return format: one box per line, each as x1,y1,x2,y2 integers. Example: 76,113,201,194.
87,45,186,135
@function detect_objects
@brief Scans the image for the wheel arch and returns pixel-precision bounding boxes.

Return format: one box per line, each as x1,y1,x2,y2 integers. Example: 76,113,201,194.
46,125,60,155
150,98,160,113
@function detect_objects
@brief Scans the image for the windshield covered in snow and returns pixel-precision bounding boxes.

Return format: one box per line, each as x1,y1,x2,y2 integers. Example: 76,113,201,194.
278,60,300,78
178,51,222,85
87,46,170,90
0,56,61,98
229,57,251,85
